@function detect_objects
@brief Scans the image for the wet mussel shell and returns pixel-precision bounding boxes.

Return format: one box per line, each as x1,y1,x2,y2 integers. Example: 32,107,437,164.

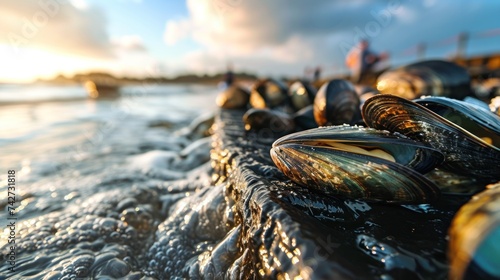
424,168,486,196
249,79,288,109
293,105,318,130
376,60,471,100
288,80,317,111
415,96,500,148
448,182,500,280
216,85,250,109
491,96,500,116
313,79,361,126
270,126,443,203
362,95,500,182
242,108,295,135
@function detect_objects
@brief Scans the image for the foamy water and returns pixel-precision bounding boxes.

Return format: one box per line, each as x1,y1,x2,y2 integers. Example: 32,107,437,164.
0,84,221,278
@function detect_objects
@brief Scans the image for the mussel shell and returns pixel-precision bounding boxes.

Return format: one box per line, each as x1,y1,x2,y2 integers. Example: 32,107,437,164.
313,79,361,126
425,168,486,195
292,105,318,130
288,80,317,111
270,126,442,203
242,108,295,134
216,85,250,109
415,96,500,148
490,96,500,116
410,60,471,98
274,125,444,174
463,96,491,112
448,182,500,280
376,71,417,99
474,77,500,100
362,94,500,181
359,92,378,109
249,79,288,109
376,60,471,100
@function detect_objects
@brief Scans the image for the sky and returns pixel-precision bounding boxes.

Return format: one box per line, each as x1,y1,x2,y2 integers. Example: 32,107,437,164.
0,0,499,83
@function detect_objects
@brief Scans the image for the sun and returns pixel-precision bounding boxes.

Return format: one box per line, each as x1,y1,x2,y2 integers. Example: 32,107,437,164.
0,45,110,83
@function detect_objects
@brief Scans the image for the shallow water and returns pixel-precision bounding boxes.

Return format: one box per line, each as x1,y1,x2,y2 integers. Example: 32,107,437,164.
0,84,220,278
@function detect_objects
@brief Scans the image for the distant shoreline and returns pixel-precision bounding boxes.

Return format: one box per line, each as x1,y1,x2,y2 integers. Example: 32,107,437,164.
33,72,259,86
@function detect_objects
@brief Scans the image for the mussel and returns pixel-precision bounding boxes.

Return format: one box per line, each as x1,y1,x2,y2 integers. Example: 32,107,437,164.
376,60,471,100
249,79,289,110
448,182,500,280
242,108,295,135
473,77,500,100
362,95,500,182
293,105,318,130
270,125,443,203
288,80,317,111
424,168,486,195
313,79,361,126
490,96,500,116
216,85,250,109
415,96,500,148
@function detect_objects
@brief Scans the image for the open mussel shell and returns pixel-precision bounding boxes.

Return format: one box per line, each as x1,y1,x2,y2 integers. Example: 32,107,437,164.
313,79,361,126
415,96,500,147
270,126,442,203
216,85,250,109
449,182,500,280
249,79,289,110
376,60,471,100
288,80,317,111
274,125,444,173
362,94,500,181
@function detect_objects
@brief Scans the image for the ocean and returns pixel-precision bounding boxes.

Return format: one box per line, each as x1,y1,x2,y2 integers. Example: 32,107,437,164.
0,83,220,278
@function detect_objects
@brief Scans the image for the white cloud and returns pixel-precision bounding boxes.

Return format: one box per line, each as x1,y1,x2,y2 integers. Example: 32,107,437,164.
0,1,157,82
164,19,192,46
0,0,112,58
111,35,147,52
69,0,89,10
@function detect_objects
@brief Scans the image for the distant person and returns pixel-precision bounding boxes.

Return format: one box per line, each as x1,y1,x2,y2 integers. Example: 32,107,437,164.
224,64,235,86
346,40,387,84
313,66,321,82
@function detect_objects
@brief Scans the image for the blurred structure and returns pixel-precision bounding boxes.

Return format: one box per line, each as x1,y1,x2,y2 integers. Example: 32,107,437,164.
389,28,500,79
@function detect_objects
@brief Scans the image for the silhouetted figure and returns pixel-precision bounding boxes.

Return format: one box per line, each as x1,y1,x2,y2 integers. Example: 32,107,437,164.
224,64,235,86
346,40,387,84
313,67,321,82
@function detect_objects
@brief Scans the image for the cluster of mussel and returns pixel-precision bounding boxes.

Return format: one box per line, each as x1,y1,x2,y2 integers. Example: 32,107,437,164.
217,77,367,136
216,60,500,279
271,93,500,203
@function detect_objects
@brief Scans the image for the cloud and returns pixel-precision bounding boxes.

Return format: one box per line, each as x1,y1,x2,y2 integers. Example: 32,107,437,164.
165,0,500,77
0,0,113,58
164,19,192,46
111,35,147,52
165,0,395,52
